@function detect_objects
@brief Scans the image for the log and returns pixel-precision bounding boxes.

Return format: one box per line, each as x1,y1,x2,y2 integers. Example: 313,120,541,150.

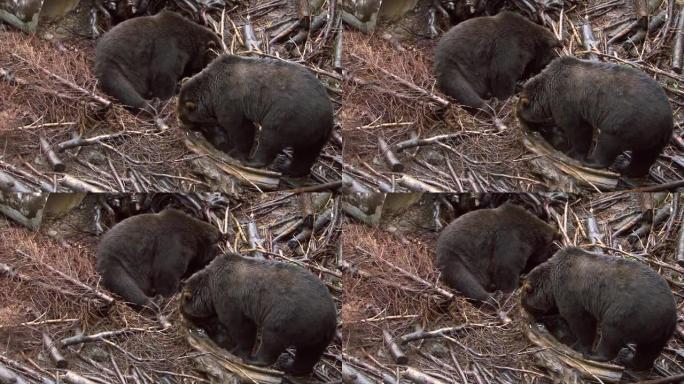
382,329,408,364
297,0,311,28
673,6,684,73
581,18,599,61
39,135,66,172
285,13,327,50
623,11,667,49
403,368,448,384
397,175,442,193
246,218,264,259
676,221,684,267
0,363,29,384
378,137,404,172
43,332,68,368
242,18,260,51
634,0,649,31
342,364,374,384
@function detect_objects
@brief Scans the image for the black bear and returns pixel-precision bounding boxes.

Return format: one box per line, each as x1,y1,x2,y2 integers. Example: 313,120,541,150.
521,247,676,370
96,208,221,308
180,253,337,376
95,10,221,113
177,54,333,177
435,202,558,305
433,11,560,109
516,56,674,177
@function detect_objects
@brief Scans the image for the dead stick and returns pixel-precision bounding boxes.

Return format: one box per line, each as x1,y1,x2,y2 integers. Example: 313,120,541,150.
634,0,649,31
39,135,66,172
246,218,264,259
285,14,327,49
0,363,29,384
16,249,114,305
297,0,311,28
0,263,90,302
60,328,152,347
269,20,300,45
342,363,374,384
399,325,470,344
43,332,68,368
403,367,448,384
0,170,32,192
56,132,127,152
243,18,260,51
584,213,603,252
286,180,343,193
60,174,106,193
398,175,443,193
676,222,684,267
378,137,404,172
395,133,468,151
343,355,398,384
581,18,599,61
62,371,98,384
607,19,641,45
300,193,314,229
382,329,408,364
673,6,684,73
333,22,343,71
624,11,667,49
11,53,111,108
288,208,332,249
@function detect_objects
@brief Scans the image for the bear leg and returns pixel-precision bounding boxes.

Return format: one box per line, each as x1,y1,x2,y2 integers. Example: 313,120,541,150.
561,311,596,354
99,66,148,111
217,312,257,359
248,329,287,368
245,128,281,169
628,340,667,370
226,119,256,162
621,148,659,178
441,262,493,304
438,67,486,110
285,146,323,177
559,117,592,161
585,132,623,170
584,325,623,363
282,342,329,376
101,262,152,308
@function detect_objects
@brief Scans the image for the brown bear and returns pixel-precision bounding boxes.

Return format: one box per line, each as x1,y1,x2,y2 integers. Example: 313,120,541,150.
521,247,676,370
177,54,333,177
435,202,559,305
96,208,221,308
180,253,337,376
433,11,560,109
95,10,221,113
516,56,674,177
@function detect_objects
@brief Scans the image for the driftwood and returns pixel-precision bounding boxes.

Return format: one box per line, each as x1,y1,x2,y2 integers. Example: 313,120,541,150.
382,329,408,364
342,363,374,384
581,18,599,61
378,137,404,172
673,6,684,73
623,11,667,49
39,135,66,172
0,363,29,384
522,311,623,382
403,367,448,384
43,332,68,368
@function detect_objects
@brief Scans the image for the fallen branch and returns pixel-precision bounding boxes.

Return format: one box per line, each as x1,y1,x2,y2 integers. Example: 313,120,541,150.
342,363,374,384
673,6,684,73
581,18,599,61
403,367,448,384
60,328,154,347
0,363,29,384
39,135,66,172
378,137,404,172
43,332,68,368
383,329,408,364
398,175,443,193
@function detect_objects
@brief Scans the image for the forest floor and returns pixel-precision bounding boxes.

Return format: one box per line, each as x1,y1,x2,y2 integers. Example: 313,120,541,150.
341,0,684,193
0,192,342,383
0,0,342,194
341,192,684,383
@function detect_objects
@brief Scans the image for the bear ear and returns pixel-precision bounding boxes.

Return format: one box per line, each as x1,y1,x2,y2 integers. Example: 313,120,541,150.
181,290,192,301
184,101,196,112
519,97,529,109
520,278,533,293
181,77,191,85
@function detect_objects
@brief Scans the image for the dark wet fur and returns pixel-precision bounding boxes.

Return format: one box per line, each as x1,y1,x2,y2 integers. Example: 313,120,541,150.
181,253,337,376
177,54,334,177
96,209,221,308
435,203,558,305
516,56,674,177
522,247,676,370
433,11,559,109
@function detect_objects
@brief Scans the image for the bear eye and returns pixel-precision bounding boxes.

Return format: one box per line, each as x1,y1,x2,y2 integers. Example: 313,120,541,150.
185,101,196,112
